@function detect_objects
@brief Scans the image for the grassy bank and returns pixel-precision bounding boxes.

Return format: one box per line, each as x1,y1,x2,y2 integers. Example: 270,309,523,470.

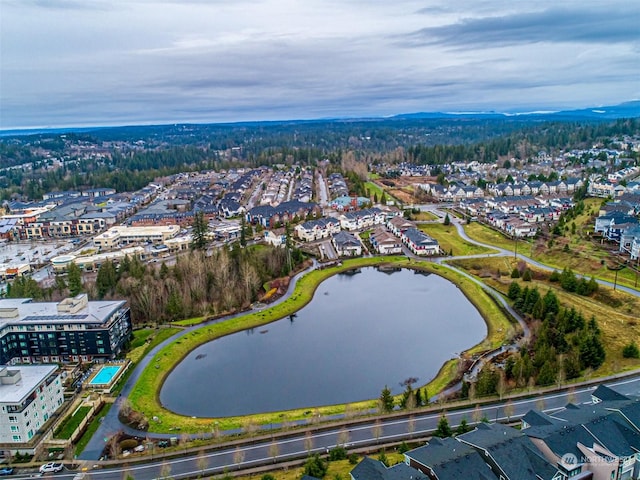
128,257,513,433
419,223,493,257
451,256,640,378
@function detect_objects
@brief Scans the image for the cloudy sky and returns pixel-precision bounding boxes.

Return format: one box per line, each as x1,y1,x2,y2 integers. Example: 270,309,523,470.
1,0,639,128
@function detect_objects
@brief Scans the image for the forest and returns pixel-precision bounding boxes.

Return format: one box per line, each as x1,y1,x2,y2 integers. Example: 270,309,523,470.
5,244,303,326
1,117,638,201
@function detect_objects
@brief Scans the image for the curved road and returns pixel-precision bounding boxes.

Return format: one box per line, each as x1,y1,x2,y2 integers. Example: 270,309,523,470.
80,262,318,460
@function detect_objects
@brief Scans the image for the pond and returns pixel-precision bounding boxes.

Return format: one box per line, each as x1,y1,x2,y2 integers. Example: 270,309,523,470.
159,266,487,417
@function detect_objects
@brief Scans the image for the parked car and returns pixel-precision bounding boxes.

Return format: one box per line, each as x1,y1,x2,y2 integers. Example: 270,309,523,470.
39,463,64,474
0,467,14,476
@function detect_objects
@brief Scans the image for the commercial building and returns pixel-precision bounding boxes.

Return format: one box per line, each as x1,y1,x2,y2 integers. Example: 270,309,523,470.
93,225,180,250
0,294,131,365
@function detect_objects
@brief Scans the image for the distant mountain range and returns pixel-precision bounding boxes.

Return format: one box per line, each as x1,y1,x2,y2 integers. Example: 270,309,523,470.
1,101,639,137
391,100,640,121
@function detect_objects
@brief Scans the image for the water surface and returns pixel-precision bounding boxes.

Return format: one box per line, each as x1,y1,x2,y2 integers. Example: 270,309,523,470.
160,267,486,417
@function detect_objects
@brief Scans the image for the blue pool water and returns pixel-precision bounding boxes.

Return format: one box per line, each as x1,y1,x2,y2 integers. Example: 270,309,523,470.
89,366,122,385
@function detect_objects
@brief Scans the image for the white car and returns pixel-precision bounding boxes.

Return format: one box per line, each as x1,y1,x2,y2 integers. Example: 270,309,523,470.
39,463,64,474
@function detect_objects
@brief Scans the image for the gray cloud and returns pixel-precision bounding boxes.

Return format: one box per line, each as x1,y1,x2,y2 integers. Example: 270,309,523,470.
405,6,640,48
1,1,639,128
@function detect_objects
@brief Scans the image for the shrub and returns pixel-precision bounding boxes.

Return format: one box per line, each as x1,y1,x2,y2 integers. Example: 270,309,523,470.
623,342,640,359
328,446,347,461
303,454,328,478
348,453,359,465
522,269,533,282
510,268,520,278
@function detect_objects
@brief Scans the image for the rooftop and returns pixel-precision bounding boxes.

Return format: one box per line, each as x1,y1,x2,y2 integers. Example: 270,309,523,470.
0,364,58,404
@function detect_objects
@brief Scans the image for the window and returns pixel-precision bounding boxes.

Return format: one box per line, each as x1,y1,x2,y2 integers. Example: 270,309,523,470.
12,435,21,442
10,426,19,432
9,416,17,423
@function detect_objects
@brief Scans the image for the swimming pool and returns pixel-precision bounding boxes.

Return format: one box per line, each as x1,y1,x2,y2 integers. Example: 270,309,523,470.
89,366,122,386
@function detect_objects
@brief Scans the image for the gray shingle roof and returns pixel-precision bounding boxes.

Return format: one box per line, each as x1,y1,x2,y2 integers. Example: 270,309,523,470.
458,423,560,480
350,457,428,480
406,437,499,480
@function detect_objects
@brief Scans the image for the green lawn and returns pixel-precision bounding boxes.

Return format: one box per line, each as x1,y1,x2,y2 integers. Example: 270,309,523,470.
129,329,156,350
420,223,493,257
365,181,384,199
54,406,91,440
464,223,528,254
126,327,181,364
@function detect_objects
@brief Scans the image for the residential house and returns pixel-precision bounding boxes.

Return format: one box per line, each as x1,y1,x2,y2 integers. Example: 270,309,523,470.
332,231,362,257
402,228,440,256
387,216,416,236
339,208,385,231
522,400,640,480
458,423,569,480
369,227,403,255
350,457,428,480
295,218,341,242
263,230,286,247
404,437,499,480
246,201,320,228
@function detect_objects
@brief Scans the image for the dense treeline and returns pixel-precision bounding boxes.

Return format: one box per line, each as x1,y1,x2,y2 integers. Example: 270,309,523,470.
5,244,302,326
2,118,638,200
507,284,605,384
108,245,299,325
464,285,605,398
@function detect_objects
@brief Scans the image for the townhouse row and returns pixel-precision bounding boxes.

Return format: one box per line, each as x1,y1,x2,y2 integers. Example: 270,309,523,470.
349,384,640,480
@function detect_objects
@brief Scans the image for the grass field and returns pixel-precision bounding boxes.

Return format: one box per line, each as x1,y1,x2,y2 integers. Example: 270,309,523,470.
365,181,384,199
127,257,512,433
231,452,406,480
463,223,531,254
419,223,493,257
127,327,182,364
54,406,91,440
412,211,439,221
451,256,640,377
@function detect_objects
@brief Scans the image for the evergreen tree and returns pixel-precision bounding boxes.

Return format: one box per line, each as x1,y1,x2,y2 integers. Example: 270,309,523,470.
159,262,170,279
443,213,451,226
507,281,521,300
434,415,452,438
96,260,117,299
623,342,640,359
303,454,327,478
379,385,395,413
67,263,83,297
166,290,184,321
415,388,423,407
6,276,44,299
456,418,471,435
191,211,209,250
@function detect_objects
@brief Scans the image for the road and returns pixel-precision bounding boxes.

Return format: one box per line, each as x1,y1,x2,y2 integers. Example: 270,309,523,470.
22,374,640,480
